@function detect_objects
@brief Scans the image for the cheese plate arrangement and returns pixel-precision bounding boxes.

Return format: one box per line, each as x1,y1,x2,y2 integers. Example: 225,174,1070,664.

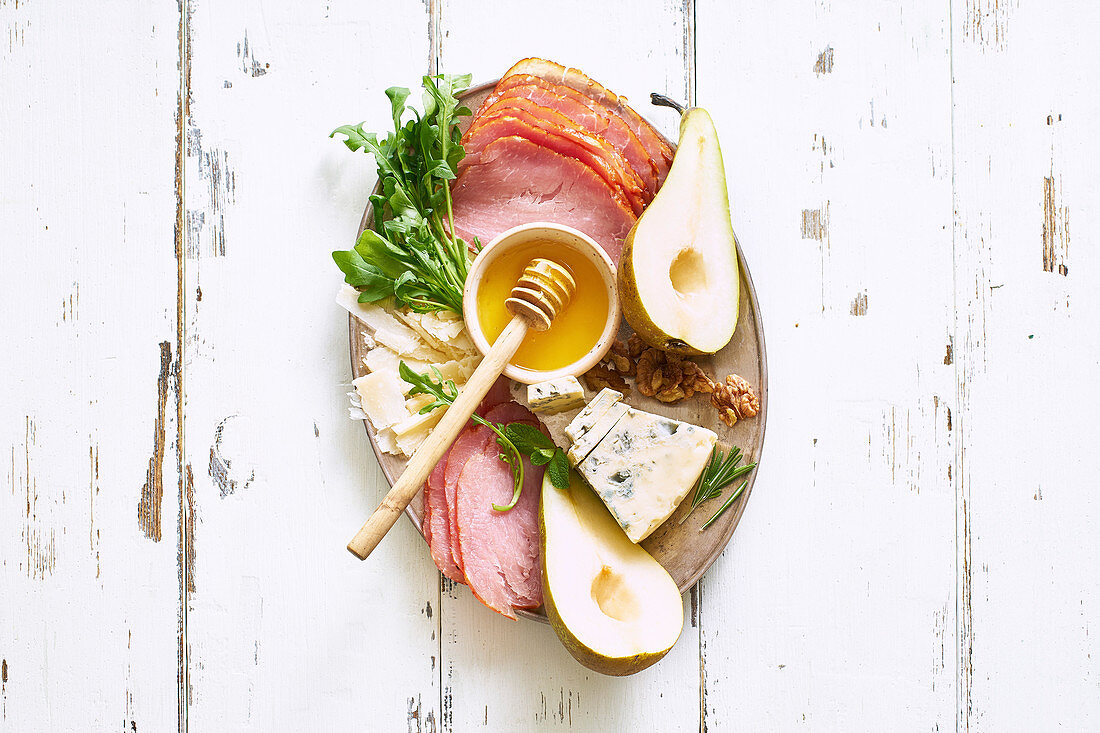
332,59,767,675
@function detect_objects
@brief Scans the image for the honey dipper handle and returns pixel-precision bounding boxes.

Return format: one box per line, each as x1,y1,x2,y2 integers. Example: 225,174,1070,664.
347,315,530,560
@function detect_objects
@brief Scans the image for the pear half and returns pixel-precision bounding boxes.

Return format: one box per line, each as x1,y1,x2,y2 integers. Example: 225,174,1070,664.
541,470,684,676
619,107,739,354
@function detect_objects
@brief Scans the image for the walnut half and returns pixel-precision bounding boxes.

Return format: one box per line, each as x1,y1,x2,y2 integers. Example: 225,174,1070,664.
710,374,760,427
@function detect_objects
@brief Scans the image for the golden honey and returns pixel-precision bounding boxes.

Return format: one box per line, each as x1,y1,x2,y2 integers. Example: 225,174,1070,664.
476,242,609,372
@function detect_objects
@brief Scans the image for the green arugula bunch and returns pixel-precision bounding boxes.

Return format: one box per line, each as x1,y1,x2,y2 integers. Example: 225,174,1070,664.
331,74,475,314
400,363,570,512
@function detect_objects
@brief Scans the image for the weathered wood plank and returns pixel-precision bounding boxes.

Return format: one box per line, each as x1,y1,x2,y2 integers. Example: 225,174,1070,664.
951,2,1100,728
179,2,441,729
435,1,702,730
0,1,183,730
695,1,958,728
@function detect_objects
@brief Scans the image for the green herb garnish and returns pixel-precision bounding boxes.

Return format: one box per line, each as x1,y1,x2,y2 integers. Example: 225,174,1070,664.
398,363,573,509
332,74,475,314
700,480,749,530
681,445,756,527
501,423,571,492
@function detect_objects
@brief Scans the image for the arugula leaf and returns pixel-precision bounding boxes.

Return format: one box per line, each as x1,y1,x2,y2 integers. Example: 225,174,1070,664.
331,73,473,314
332,250,395,302
385,86,411,131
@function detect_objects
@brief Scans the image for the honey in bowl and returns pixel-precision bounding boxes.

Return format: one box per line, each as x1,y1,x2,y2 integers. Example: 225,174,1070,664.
476,241,609,373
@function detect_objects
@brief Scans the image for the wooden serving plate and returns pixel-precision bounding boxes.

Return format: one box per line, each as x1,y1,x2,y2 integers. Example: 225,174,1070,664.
348,80,768,622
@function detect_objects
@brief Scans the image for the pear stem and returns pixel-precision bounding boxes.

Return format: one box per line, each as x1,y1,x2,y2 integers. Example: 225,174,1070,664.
650,93,685,115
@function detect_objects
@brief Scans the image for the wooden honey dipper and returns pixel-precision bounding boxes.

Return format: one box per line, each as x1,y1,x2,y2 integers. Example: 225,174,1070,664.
347,258,577,560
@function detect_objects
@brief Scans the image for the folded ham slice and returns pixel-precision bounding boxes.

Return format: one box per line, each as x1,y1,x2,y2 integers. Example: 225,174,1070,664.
463,106,646,215
437,400,535,575
455,451,543,618
501,58,674,186
423,455,464,583
476,76,659,200
450,136,636,262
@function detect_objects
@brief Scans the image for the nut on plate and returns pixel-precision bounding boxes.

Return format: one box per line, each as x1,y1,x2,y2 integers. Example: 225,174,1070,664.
583,336,760,426
710,374,760,427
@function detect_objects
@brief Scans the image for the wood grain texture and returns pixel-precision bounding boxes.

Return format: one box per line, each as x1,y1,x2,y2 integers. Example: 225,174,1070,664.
951,1,1100,728
4,0,1100,729
179,1,441,729
0,1,183,730
695,1,958,728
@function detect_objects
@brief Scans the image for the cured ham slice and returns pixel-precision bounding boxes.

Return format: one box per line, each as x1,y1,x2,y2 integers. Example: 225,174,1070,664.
440,401,534,573
501,58,674,186
442,425,492,571
423,455,464,583
476,76,659,199
455,451,543,618
463,107,646,215
451,136,636,262
477,375,514,416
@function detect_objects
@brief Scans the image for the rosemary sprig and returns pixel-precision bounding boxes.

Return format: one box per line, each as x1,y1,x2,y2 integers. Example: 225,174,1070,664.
398,362,526,511
680,445,756,526
700,480,749,530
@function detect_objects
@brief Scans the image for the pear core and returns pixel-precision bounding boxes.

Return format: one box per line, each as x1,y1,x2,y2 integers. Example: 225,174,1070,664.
669,248,708,296
591,565,641,622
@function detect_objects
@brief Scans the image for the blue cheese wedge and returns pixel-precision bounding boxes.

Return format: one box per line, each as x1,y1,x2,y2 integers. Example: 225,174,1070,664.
564,388,624,443
527,376,586,414
566,402,629,466
576,408,717,543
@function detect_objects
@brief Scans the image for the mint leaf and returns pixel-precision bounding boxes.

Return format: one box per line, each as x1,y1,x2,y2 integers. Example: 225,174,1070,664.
547,451,570,491
529,447,555,466
503,423,555,455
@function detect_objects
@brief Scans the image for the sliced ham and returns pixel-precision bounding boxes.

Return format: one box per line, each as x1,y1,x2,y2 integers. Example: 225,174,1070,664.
441,425,492,572
462,108,645,215
501,58,674,186
476,76,659,199
440,400,535,573
423,455,464,583
454,451,543,618
450,136,636,262
478,375,515,415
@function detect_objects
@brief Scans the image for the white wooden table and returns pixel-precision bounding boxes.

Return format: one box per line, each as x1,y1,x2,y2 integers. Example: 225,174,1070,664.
2,1,1098,730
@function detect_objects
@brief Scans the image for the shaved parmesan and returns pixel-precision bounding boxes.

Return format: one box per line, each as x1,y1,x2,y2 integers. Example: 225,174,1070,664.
391,404,446,438
336,286,401,332
446,330,478,357
374,427,400,455
373,325,426,357
416,309,467,343
353,371,409,430
365,346,429,376
406,393,435,413
395,422,433,456
394,310,450,354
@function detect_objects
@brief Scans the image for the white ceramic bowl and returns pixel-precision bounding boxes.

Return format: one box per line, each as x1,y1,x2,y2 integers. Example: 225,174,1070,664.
462,223,621,385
